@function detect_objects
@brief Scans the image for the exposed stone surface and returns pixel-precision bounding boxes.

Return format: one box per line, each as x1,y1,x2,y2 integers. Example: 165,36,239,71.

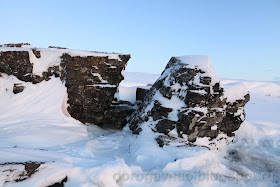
136,86,150,102
0,162,44,183
155,119,176,135
102,100,137,128
0,44,131,128
0,44,250,143
61,53,130,125
128,55,250,147
32,49,41,58
13,83,25,94
0,51,34,82
0,50,62,84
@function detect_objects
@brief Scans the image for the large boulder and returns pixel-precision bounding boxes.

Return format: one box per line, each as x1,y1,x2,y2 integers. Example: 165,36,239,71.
60,53,130,125
127,55,250,148
0,43,132,128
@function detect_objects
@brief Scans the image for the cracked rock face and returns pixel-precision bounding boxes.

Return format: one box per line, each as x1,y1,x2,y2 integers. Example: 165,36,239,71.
128,55,250,147
0,44,131,128
61,53,130,125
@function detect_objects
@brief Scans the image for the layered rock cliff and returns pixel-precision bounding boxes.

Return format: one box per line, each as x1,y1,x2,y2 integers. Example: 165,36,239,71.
0,43,131,127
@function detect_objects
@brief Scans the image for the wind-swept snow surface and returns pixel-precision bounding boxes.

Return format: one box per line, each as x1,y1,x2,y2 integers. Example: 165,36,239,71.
0,72,280,186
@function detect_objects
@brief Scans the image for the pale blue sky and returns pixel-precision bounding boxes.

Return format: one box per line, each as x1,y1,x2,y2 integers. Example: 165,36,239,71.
1,0,279,81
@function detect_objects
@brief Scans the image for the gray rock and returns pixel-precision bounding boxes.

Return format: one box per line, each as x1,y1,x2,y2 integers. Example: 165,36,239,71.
155,119,176,135
102,100,137,129
127,55,250,147
136,87,150,102
13,83,24,94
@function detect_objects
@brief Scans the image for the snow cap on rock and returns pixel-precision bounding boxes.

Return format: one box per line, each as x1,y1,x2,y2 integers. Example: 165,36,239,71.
176,55,219,84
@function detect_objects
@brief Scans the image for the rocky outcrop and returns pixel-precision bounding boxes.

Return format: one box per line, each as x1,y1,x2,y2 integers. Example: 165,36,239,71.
0,44,131,128
13,83,25,94
0,50,62,83
127,55,250,147
0,44,250,142
102,100,137,128
60,53,130,125
0,50,35,82
136,86,151,102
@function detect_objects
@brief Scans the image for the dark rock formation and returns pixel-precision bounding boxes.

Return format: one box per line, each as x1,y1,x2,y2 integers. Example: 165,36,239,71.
32,49,41,58
0,161,68,186
0,44,250,141
61,53,130,125
127,55,250,147
102,100,137,128
136,87,150,102
0,44,132,128
0,51,34,82
13,83,24,94
0,50,62,83
155,119,176,135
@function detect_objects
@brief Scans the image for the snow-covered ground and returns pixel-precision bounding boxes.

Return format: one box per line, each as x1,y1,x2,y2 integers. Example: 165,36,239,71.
0,72,280,186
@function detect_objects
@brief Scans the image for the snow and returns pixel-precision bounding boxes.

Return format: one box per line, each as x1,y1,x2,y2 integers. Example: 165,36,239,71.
154,91,185,110
0,71,280,186
0,74,86,148
211,125,218,130
222,82,249,102
177,55,220,84
28,49,63,76
118,72,158,103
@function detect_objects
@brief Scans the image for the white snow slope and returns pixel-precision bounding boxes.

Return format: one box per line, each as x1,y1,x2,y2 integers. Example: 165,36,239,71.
0,71,280,187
